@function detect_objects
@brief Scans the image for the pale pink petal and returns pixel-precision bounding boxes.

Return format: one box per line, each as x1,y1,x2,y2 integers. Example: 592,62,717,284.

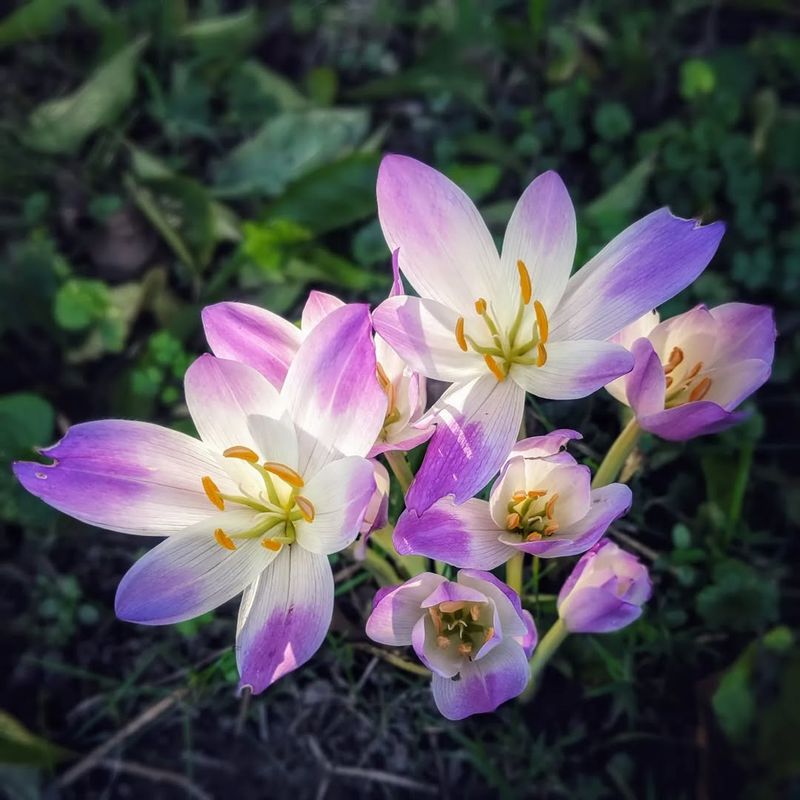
300,290,345,333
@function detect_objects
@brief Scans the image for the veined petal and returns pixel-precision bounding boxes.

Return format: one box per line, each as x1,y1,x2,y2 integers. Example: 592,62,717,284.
606,309,660,405
431,639,529,720
282,304,386,476
625,338,666,417
500,171,577,313
236,545,334,694
550,209,724,341
295,456,376,555
703,358,772,410
412,615,462,678
710,302,776,364
405,375,526,514
202,302,302,388
506,429,582,461
115,513,278,624
372,295,485,382
512,340,633,400
300,290,345,333
366,572,447,646
377,155,506,316
393,501,514,570
247,414,299,471
639,402,748,441
13,420,236,535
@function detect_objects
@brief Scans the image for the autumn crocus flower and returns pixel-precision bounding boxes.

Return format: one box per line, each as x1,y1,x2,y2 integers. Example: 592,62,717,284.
367,570,536,720
606,303,776,440
557,540,652,633
392,430,632,568
202,260,432,456
14,306,386,694
372,155,725,512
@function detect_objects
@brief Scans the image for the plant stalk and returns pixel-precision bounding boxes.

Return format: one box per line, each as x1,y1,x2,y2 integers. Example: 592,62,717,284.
591,418,641,488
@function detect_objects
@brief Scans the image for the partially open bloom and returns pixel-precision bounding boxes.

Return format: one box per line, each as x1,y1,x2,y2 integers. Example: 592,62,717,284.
202,260,432,456
557,540,652,633
14,305,386,694
372,155,725,512
392,430,632,567
367,570,536,720
606,303,776,440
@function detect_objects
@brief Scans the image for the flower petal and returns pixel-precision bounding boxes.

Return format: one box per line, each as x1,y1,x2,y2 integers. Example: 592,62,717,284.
115,513,278,624
295,456,376,555
202,302,302,388
558,580,645,634
512,340,633,400
236,545,334,693
457,570,529,640
393,500,514,570
281,304,387,475
412,615,462,678
507,429,582,461
710,303,776,364
247,414,299,471
500,171,577,313
606,309,661,404
366,572,447,645
13,420,235,535
639,402,748,441
405,375,526,513
300,290,345,333
624,337,666,417
550,209,725,341
430,639,529,720
703,358,772,409
376,155,505,316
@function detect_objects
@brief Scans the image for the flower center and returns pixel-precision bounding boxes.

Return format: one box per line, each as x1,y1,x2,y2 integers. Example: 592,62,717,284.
505,488,560,541
429,601,493,660
376,362,400,439
662,346,712,407
200,446,315,551
453,259,549,381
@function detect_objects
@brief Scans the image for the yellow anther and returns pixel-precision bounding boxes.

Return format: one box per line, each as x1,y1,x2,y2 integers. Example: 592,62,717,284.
689,376,712,402
458,642,473,656
534,300,549,343
214,528,236,550
516,260,532,305
526,531,543,541
439,600,466,613
261,538,281,551
545,493,559,519
664,346,684,374
665,376,674,389
437,635,450,649
428,606,443,632
474,297,487,315
484,626,495,643
506,512,521,530
484,354,506,381
536,343,548,367
223,446,259,463
543,522,560,536
512,490,528,502
295,495,315,523
263,462,305,488
455,317,468,351
469,604,481,622
527,489,547,499
685,361,703,381
202,476,225,510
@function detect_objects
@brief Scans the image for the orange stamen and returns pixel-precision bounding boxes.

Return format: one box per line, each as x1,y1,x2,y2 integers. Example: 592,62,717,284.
664,346,684,374
689,377,712,402
543,522,560,536
527,489,547,499
665,376,674,389
484,354,505,381
685,361,703,381
458,642,473,656
469,604,481,622
512,490,527,502
545,493,559,519
223,446,259,463
261,538,281,551
437,635,450,649
439,600,466,613
536,343,547,367
516,259,532,305
202,476,224,510
526,531,543,541
295,495,315,522
506,512,521,530
484,626,495,643
534,300,549,343
214,528,236,550
474,297,487,315
263,462,304,488
376,362,391,389
455,317,468,351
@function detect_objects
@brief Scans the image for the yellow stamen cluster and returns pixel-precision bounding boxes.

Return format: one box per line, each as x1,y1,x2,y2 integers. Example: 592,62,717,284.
662,346,713,408
506,488,560,541
428,600,492,661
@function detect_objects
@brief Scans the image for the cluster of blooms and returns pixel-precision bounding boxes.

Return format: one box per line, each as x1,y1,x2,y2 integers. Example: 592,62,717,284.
14,156,776,720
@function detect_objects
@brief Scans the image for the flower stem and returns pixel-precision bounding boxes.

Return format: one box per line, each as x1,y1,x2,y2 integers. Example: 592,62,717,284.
506,552,524,596
591,418,641,489
385,450,415,495
520,617,569,703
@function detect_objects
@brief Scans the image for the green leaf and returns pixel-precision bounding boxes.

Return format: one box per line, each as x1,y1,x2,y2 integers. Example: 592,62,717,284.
0,710,70,767
228,60,309,115
213,108,370,198
305,66,338,106
584,156,655,229
54,278,110,330
712,649,755,745
24,38,147,154
0,0,110,47
443,163,502,201
0,393,54,457
179,7,258,57
680,58,716,100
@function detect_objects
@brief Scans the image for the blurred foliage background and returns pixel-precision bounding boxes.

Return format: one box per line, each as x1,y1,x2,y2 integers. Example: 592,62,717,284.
0,1,798,798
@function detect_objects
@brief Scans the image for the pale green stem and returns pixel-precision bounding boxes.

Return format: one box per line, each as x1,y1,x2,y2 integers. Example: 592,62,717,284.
520,617,569,703
506,552,524,596
361,547,402,587
385,450,415,495
591,418,641,489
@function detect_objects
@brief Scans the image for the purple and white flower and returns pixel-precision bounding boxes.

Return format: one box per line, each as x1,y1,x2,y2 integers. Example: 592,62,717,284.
367,570,537,720
372,155,725,511
606,303,776,440
14,305,386,694
557,540,652,633
393,430,631,568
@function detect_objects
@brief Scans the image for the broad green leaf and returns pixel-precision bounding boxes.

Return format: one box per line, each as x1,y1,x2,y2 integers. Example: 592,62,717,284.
213,108,370,198
25,38,147,154
179,7,258,57
0,0,110,47
680,58,716,100
585,156,655,227
444,163,502,201
0,710,70,767
0,393,54,456
54,278,110,331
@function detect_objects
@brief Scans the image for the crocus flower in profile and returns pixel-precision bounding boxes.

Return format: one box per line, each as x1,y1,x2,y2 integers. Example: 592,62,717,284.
392,430,632,568
367,570,537,720
14,305,386,694
202,258,432,456
557,540,652,633
605,303,776,441
372,155,725,512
